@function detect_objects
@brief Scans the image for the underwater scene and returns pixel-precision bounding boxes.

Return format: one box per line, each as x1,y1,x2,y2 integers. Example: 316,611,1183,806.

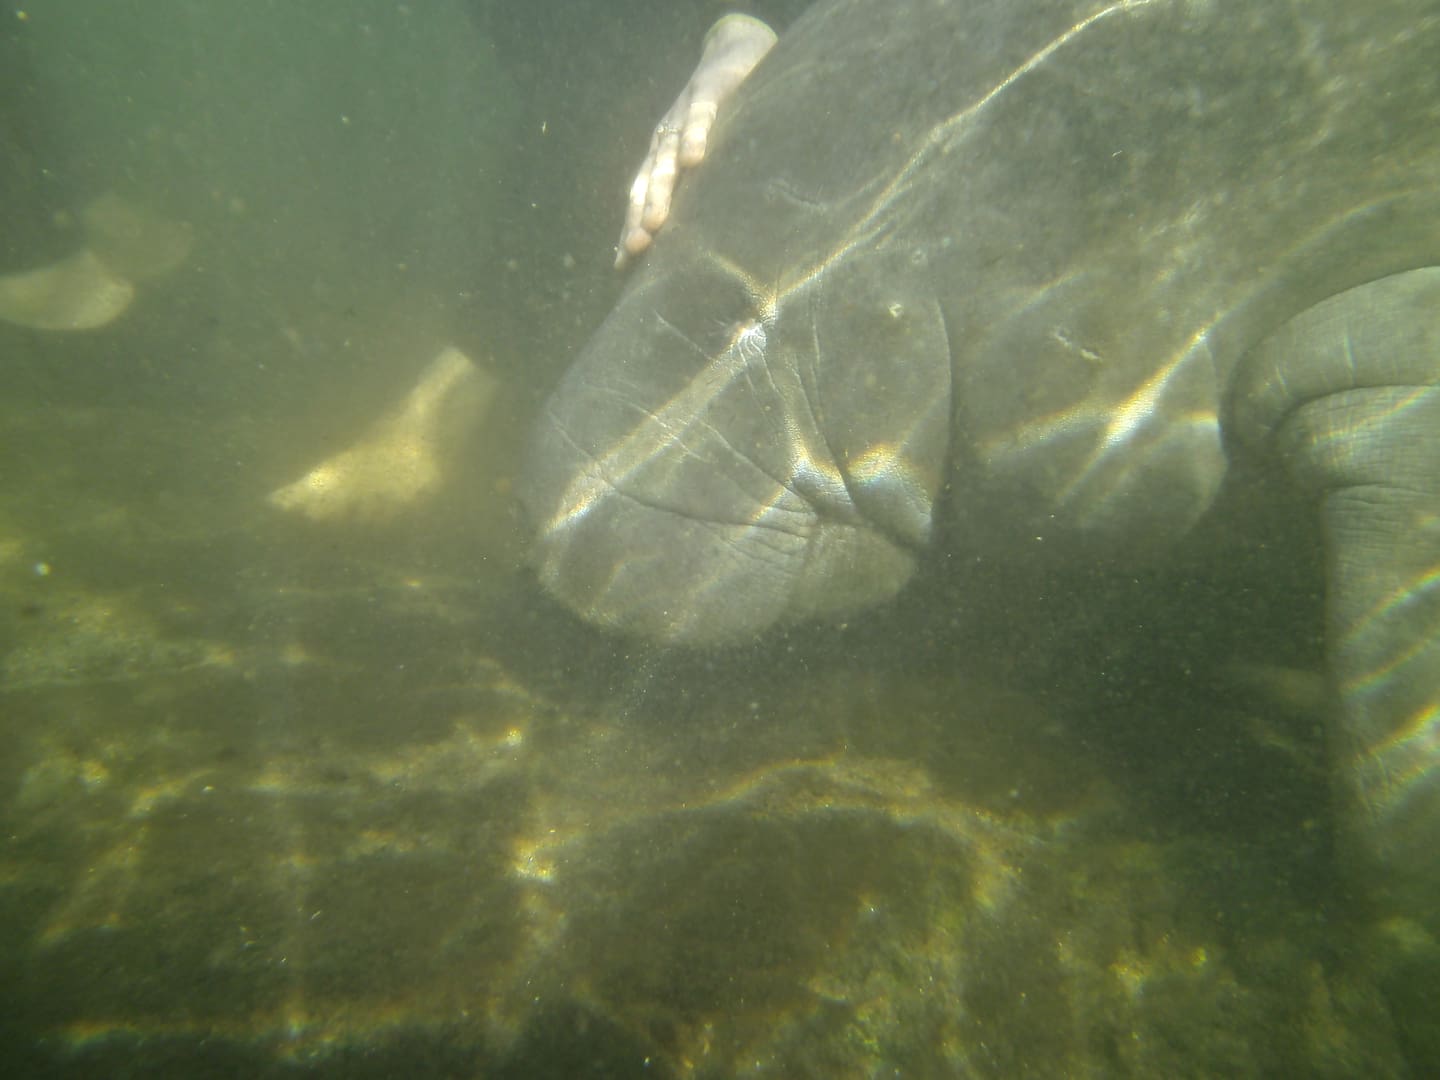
2,1,1438,1076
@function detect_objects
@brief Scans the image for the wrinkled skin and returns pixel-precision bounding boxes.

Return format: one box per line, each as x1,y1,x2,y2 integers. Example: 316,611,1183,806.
524,0,1440,1042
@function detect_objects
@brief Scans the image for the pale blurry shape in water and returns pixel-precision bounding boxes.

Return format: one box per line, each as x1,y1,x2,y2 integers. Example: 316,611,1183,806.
0,192,193,331
80,192,194,282
267,346,499,523
1222,661,1329,718
1221,660,1329,773
0,249,135,331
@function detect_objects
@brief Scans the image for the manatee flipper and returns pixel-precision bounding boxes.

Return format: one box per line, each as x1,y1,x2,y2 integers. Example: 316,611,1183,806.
1233,267,1440,992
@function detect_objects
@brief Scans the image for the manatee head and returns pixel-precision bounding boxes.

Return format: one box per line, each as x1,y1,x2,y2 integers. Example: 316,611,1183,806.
523,248,951,646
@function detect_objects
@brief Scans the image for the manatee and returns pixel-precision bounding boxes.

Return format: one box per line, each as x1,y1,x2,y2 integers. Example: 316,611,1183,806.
522,0,1440,1029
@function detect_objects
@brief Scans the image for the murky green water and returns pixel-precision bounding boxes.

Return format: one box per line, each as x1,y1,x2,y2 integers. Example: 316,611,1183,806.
1,1,1434,1076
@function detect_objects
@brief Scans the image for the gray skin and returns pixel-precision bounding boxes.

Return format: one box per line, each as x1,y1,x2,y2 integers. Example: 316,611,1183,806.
524,0,1440,957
